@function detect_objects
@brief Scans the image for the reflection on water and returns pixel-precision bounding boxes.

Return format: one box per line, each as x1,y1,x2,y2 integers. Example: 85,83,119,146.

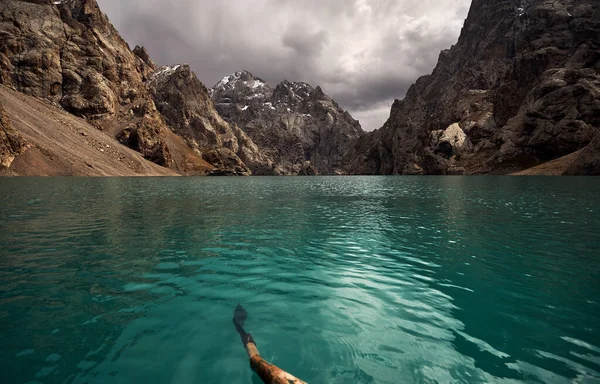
0,177,599,383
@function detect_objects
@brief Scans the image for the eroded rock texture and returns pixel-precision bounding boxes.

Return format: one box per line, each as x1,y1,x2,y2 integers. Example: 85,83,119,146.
0,0,175,163
0,0,239,175
0,101,26,168
349,0,600,175
210,71,364,175
147,65,276,176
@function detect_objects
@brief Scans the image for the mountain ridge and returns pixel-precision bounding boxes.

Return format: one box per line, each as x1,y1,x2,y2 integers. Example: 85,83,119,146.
210,70,364,175
0,0,364,176
0,0,597,176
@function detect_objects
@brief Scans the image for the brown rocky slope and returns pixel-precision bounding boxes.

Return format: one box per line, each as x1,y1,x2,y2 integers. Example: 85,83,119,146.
0,0,174,165
0,94,26,170
348,0,600,175
0,0,253,175
0,85,177,176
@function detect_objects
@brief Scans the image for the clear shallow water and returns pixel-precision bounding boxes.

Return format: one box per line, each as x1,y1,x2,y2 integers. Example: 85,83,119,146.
0,177,599,384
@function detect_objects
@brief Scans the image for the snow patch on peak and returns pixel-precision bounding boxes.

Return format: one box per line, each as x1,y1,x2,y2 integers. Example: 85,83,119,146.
216,75,231,88
149,65,183,87
294,81,311,88
251,80,264,89
151,65,181,80
214,72,243,89
212,71,265,91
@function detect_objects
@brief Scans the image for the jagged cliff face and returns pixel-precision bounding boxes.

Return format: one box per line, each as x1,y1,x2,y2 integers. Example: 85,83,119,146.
349,0,600,175
210,71,364,175
0,0,170,163
147,65,274,175
0,0,221,175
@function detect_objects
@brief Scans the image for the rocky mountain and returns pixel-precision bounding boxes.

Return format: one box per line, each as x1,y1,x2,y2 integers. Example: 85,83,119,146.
349,0,600,175
0,0,250,175
2,0,597,176
147,64,273,176
1,0,172,164
210,71,364,175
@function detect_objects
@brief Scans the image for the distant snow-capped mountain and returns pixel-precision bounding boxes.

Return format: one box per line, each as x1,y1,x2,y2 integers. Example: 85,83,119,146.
210,71,364,175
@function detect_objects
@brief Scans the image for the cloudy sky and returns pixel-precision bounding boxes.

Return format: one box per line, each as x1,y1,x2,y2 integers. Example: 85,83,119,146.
97,0,471,131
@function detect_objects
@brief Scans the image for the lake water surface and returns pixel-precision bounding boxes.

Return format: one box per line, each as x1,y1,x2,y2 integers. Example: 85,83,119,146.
1,177,599,383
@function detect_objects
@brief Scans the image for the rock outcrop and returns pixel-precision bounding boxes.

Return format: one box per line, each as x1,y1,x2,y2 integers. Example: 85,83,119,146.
349,0,600,175
0,100,26,168
210,71,364,175
564,132,600,175
0,85,177,176
0,0,172,163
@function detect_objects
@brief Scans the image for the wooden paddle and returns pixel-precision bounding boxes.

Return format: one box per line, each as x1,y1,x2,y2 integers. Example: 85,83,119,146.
233,304,307,384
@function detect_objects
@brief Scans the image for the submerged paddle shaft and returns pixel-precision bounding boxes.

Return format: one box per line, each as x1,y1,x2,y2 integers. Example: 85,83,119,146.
233,304,307,384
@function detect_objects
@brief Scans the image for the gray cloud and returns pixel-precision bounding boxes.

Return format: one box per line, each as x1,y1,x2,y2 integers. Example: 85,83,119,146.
97,0,471,130
282,27,329,58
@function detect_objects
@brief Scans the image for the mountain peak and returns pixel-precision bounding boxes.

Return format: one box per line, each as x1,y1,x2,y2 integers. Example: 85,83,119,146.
209,70,272,104
272,80,313,106
133,45,155,69
213,70,267,90
235,70,258,78
210,72,363,175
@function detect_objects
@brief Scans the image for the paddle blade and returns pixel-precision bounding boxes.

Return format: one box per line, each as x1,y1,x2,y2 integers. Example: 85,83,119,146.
233,304,247,327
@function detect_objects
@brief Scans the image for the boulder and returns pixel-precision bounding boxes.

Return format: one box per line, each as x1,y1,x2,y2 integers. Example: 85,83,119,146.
0,102,26,168
431,123,472,158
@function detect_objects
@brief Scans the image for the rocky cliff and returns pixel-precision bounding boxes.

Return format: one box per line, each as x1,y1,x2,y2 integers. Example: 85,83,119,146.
0,0,247,175
0,0,172,163
349,0,600,175
147,65,273,176
210,71,364,175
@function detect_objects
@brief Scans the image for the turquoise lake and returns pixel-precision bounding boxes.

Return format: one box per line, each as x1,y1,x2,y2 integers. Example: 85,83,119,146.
1,177,599,383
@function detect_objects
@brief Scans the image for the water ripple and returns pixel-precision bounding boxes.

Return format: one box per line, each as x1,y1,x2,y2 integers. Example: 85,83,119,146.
0,177,599,383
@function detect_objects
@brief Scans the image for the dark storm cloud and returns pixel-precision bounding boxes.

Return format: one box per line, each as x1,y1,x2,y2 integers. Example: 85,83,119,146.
97,0,471,130
282,27,329,58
